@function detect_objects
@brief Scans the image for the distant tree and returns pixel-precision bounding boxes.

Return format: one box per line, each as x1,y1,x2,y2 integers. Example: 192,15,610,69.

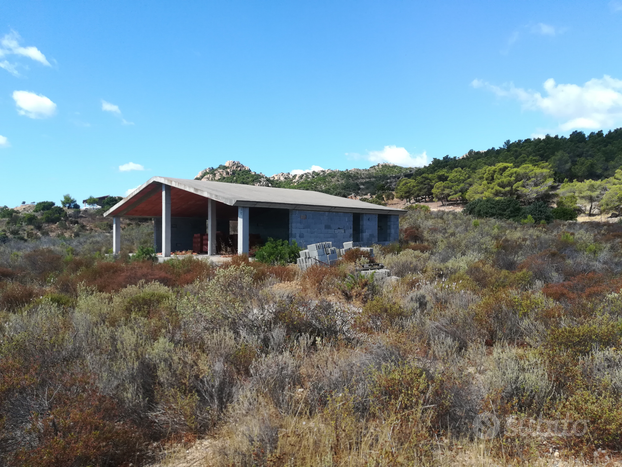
61,194,79,209
41,206,67,224
558,180,607,216
600,186,622,216
33,201,56,212
432,168,471,204
466,163,553,203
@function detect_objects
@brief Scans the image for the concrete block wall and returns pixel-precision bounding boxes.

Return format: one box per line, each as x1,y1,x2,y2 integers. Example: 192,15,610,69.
289,210,353,249
155,217,206,253
388,215,400,244
360,214,378,245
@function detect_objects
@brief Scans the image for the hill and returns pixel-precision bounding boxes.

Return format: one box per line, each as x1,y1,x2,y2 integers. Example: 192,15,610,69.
195,160,415,198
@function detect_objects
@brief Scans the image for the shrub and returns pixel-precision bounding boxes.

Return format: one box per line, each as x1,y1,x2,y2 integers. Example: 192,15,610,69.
132,245,157,262
405,204,431,212
464,198,523,220
33,201,55,212
355,296,410,332
0,282,38,312
341,247,372,263
523,201,553,224
400,226,425,243
254,238,300,265
41,206,67,224
300,264,346,297
552,206,578,221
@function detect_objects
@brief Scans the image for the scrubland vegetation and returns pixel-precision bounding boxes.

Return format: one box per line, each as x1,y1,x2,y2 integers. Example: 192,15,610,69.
2,209,622,466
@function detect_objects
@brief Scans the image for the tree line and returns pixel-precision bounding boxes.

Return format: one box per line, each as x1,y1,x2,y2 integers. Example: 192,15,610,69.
395,128,622,216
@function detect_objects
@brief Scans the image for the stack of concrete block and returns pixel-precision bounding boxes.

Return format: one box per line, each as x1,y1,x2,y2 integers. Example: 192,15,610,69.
297,242,339,271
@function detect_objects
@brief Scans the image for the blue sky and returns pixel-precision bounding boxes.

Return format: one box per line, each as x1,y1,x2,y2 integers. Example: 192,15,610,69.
1,0,621,207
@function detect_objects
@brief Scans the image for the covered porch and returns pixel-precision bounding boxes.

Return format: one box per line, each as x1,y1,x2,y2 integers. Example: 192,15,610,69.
108,182,287,258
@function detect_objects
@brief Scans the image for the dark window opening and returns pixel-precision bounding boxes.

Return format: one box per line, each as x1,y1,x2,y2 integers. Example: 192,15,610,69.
353,213,361,242
378,214,389,242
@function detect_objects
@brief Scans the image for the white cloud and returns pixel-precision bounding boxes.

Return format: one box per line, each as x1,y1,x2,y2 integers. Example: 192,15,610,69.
119,162,144,172
291,165,325,175
531,23,557,36
0,60,18,76
472,75,622,131
12,90,57,119
531,133,547,140
366,146,427,167
102,99,134,125
101,100,121,114
124,186,139,196
350,146,426,167
0,31,50,75
0,135,9,147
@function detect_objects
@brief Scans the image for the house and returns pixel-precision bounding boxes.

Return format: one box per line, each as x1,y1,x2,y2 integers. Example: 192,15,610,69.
104,176,406,257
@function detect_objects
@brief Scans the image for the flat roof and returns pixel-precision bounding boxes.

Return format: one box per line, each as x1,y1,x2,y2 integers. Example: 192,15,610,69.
104,176,406,217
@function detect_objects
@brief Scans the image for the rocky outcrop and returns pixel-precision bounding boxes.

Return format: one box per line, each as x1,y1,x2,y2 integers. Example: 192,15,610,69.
194,160,416,196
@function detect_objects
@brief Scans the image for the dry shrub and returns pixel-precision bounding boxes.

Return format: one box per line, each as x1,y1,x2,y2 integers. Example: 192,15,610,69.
0,267,17,280
354,296,410,333
554,389,622,452
462,261,533,291
7,373,146,467
21,248,64,281
380,249,429,278
159,256,214,286
273,297,351,341
300,264,345,297
403,243,432,252
73,261,175,292
518,249,566,283
263,264,297,282
400,226,424,243
542,272,622,304
0,282,38,312
341,248,372,264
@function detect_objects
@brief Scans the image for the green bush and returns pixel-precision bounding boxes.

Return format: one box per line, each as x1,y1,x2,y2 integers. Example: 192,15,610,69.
0,207,17,219
464,198,523,220
41,206,67,224
132,246,157,262
552,206,578,221
254,238,300,265
524,201,553,224
22,213,42,228
34,201,56,212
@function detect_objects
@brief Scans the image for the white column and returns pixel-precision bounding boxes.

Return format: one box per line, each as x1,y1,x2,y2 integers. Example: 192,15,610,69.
237,206,249,255
162,184,171,257
112,216,121,255
207,198,217,255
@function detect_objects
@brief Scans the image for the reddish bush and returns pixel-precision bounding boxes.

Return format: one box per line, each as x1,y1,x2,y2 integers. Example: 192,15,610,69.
341,248,372,264
21,248,64,281
0,267,17,280
74,261,175,293
0,282,39,312
9,374,146,467
400,226,424,243
542,273,622,304
300,264,345,297
518,249,566,282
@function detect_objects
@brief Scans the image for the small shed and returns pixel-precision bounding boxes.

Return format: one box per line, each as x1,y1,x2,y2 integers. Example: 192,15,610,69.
104,177,406,257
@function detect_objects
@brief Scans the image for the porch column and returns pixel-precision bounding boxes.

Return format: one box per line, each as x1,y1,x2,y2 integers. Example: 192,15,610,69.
162,184,171,257
207,198,217,255
112,216,121,255
238,206,249,255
